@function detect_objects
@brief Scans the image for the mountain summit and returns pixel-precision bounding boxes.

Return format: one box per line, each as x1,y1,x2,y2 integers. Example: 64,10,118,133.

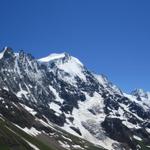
0,47,149,150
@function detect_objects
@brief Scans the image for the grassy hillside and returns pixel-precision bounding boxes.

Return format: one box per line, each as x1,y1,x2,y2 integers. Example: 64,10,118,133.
0,117,104,150
0,118,54,150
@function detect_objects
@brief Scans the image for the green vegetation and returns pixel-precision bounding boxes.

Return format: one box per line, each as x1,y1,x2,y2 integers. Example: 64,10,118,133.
136,140,150,150
1,117,149,150
0,117,105,150
0,118,54,150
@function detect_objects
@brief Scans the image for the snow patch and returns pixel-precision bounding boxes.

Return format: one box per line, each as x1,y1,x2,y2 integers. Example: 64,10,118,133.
17,84,28,99
20,103,37,116
122,121,141,129
124,93,150,111
0,47,7,59
62,135,72,142
49,102,62,115
146,128,150,134
133,135,142,141
72,145,84,149
24,139,40,150
58,141,70,150
39,53,86,84
62,92,117,150
49,86,64,103
14,125,41,136
39,53,66,62
58,56,86,82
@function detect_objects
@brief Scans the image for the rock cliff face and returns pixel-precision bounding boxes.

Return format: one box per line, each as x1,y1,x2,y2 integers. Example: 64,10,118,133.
0,47,150,150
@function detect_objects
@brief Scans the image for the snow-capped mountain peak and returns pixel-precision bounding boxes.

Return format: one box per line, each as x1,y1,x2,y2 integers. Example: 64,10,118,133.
39,52,86,84
0,47,150,150
39,52,83,66
93,74,109,86
94,74,122,95
38,52,67,62
131,89,150,99
0,46,14,59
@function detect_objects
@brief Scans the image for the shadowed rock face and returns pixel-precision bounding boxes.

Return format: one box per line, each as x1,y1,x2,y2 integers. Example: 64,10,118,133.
0,47,150,150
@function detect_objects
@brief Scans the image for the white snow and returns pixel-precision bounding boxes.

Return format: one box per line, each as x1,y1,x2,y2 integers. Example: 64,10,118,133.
57,71,77,86
24,139,40,150
0,98,3,101
119,102,144,121
62,92,118,150
0,114,4,121
22,127,41,136
14,52,19,57
39,53,66,62
14,56,22,77
20,103,37,116
58,141,70,150
35,118,57,132
146,128,150,134
133,135,142,141
72,145,84,149
61,135,72,142
94,74,122,94
6,125,40,150
3,87,9,91
0,47,7,59
72,92,105,123
58,56,86,82
122,121,141,129
49,86,64,103
124,93,150,111
134,89,146,97
0,51,4,59
14,124,41,136
93,74,108,86
108,102,142,128
39,53,86,84
49,102,62,115
39,116,60,132
17,90,28,98
17,84,28,99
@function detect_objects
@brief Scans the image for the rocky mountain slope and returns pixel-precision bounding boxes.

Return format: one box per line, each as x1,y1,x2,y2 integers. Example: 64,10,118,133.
0,47,149,150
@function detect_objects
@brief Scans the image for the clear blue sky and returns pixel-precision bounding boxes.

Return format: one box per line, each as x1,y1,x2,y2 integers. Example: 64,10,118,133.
0,0,150,92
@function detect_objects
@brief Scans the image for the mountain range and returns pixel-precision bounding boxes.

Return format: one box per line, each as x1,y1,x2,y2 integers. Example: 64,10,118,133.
0,47,149,150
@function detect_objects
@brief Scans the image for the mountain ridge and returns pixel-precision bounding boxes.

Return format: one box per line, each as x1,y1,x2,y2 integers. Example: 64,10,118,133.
0,47,150,150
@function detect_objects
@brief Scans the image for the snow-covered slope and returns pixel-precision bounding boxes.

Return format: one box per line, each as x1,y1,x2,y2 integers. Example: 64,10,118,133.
39,53,66,62
39,53,86,85
0,47,150,150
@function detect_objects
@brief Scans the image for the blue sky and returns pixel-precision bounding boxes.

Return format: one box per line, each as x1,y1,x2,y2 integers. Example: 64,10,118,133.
0,0,150,92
